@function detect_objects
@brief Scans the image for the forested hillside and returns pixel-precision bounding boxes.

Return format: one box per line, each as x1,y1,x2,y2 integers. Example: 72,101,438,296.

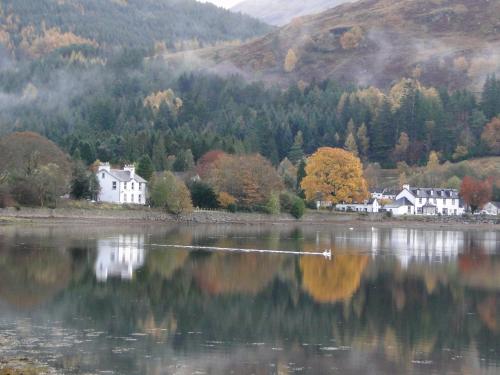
0,0,271,57
0,43,499,172
203,0,500,89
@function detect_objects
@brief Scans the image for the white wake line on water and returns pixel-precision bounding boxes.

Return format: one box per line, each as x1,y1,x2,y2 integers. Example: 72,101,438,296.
149,244,332,259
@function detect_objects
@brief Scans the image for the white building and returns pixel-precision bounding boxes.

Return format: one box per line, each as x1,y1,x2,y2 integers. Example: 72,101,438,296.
95,234,145,281
382,197,415,216
394,185,464,216
336,199,380,213
97,163,148,205
480,202,500,216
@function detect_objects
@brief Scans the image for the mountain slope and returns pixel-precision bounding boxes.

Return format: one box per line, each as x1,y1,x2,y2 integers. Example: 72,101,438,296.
0,0,272,56
232,0,354,26
202,0,500,89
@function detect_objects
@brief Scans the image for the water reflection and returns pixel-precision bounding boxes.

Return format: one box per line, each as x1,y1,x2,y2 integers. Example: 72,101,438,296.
95,234,145,281
0,224,498,374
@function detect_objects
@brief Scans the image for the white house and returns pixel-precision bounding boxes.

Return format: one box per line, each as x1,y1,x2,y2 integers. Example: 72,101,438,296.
480,202,500,216
95,234,145,281
336,199,380,213
97,163,148,205
382,197,415,216
395,185,464,216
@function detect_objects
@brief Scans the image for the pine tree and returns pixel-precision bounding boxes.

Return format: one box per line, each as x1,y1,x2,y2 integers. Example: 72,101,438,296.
287,131,304,165
356,123,369,159
344,133,359,157
137,155,154,181
481,74,500,119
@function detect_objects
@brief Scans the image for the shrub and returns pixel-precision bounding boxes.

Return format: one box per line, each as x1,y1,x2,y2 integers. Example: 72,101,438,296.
290,197,305,219
265,192,281,215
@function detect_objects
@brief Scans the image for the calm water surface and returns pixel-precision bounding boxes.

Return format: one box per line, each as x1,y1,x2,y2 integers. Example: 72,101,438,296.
0,223,499,374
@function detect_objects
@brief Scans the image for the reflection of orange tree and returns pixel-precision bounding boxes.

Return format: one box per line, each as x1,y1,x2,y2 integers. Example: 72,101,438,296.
300,254,369,303
193,253,284,295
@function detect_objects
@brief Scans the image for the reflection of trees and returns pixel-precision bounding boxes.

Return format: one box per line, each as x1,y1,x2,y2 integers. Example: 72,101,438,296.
193,253,284,295
146,250,189,280
0,243,72,309
300,255,368,303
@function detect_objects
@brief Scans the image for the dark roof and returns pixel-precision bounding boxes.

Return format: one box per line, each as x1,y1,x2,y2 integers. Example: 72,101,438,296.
407,187,459,199
107,169,147,183
422,202,436,208
386,197,412,207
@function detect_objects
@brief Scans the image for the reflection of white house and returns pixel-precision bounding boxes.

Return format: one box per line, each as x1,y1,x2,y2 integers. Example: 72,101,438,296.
95,235,145,281
336,199,380,213
97,163,147,205
393,185,464,216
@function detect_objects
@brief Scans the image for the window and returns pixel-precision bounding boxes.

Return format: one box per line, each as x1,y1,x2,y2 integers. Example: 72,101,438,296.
124,182,127,189
418,198,422,204
131,194,134,203
112,181,117,190
132,182,135,190
102,173,105,179
139,183,142,191
124,194,127,202
139,194,142,203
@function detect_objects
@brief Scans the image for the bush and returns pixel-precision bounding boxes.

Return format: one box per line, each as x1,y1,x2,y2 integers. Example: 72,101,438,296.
189,181,219,209
290,197,305,219
265,192,281,215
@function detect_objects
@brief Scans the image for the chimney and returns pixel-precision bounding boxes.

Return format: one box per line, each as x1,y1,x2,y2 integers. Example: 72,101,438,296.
402,184,410,191
124,164,135,179
99,162,110,172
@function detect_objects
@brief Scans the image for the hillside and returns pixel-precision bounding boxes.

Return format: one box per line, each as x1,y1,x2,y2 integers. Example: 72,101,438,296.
0,0,272,57
232,0,354,26
200,0,500,89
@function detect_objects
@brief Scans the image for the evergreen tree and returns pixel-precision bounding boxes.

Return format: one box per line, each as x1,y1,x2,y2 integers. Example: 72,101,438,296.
287,131,304,165
481,74,500,119
344,133,359,157
370,100,395,166
137,155,154,181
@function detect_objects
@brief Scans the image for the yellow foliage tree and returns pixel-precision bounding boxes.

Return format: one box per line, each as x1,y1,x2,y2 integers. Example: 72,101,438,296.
284,48,298,73
340,26,364,50
300,254,369,303
300,147,369,204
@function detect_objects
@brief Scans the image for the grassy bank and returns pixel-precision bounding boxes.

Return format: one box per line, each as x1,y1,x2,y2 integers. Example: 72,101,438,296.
0,206,498,229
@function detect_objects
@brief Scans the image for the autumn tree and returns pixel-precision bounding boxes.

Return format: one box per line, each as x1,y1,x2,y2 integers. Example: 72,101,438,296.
150,172,193,215
460,176,493,213
196,150,227,179
392,132,410,162
208,154,283,210
356,123,370,160
300,147,369,205
284,48,298,73
481,117,500,154
340,26,364,50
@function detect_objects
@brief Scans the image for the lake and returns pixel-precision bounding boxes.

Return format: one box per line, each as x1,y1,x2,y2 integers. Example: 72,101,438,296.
0,223,499,374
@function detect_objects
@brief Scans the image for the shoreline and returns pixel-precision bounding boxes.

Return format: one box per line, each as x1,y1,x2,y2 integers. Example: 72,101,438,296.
0,207,498,230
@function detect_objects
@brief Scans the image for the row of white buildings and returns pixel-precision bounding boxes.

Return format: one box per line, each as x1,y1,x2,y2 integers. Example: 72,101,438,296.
337,185,467,216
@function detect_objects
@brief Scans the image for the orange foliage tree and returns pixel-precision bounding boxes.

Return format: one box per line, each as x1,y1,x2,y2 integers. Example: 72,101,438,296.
300,147,369,204
300,254,369,303
207,154,283,209
196,150,227,179
460,176,493,213
481,117,500,154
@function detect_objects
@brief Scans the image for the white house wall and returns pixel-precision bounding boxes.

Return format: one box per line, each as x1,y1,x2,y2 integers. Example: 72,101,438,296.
97,170,121,203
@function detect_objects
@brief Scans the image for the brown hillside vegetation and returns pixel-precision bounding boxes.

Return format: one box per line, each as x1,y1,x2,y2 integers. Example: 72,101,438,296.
192,0,500,89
